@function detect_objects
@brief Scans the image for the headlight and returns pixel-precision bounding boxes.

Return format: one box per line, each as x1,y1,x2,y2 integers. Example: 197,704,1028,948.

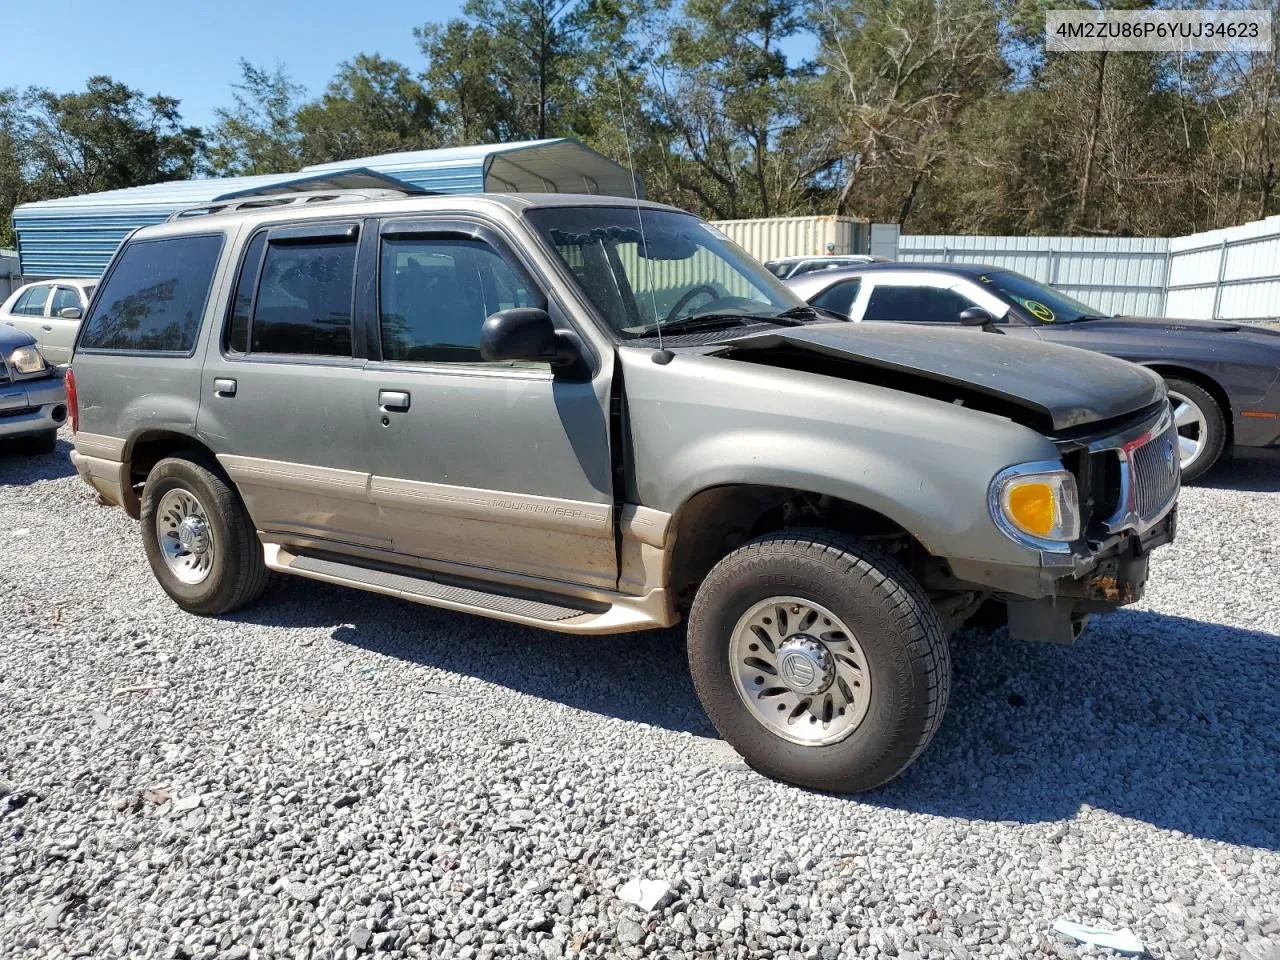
989,461,1081,549
8,344,46,375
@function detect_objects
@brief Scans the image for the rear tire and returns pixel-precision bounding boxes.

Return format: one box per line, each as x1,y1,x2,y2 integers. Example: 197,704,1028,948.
140,455,268,615
1164,378,1226,483
687,528,951,793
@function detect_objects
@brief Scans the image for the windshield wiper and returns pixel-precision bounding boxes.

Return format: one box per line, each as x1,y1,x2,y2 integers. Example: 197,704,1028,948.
656,313,766,334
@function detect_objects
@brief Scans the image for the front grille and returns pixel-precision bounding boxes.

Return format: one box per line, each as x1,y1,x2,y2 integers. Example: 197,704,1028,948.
0,405,36,419
1130,421,1181,521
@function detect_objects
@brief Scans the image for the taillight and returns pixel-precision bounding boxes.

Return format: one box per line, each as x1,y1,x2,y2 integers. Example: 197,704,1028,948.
65,367,79,434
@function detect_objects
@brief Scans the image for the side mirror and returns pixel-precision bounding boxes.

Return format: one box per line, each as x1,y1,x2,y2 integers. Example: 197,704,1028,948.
479,308,563,364
957,305,1005,335
60,307,83,320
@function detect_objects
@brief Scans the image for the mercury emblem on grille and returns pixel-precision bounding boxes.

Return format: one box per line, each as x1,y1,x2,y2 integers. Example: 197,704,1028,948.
1163,436,1177,474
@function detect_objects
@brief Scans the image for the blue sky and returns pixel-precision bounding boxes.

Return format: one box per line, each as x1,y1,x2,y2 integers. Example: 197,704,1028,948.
5,0,817,131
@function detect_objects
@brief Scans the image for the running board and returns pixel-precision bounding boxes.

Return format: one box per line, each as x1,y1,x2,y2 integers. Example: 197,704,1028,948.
263,544,669,635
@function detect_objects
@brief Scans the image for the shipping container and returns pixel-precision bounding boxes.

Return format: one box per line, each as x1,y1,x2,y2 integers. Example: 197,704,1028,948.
710,216,869,262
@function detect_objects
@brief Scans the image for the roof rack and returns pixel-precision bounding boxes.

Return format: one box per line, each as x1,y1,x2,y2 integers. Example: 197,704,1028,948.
166,167,434,222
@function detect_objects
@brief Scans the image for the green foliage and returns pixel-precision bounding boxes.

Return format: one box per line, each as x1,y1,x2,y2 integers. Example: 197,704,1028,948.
4,0,1279,249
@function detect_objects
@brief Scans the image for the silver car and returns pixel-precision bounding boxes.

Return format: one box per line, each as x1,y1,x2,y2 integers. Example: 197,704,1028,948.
67,186,1179,792
0,323,68,453
1,278,96,366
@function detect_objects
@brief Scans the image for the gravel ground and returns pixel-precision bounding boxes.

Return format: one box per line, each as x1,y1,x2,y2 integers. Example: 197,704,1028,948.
2,432,1278,960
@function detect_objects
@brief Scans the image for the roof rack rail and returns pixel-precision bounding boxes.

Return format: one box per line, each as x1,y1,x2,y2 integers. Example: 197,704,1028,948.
166,167,435,222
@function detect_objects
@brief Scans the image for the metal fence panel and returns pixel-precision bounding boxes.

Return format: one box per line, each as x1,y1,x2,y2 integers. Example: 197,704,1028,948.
1165,215,1280,322
896,234,1170,316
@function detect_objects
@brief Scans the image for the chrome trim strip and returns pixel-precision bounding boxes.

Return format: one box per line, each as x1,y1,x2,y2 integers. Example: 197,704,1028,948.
1088,403,1179,535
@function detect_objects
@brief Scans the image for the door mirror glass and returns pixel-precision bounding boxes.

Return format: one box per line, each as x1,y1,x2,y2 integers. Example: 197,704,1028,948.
479,308,561,363
60,306,83,321
958,306,995,326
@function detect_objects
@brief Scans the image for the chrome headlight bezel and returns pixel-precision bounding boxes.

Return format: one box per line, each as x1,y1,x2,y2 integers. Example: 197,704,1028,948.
7,344,48,376
988,460,1082,553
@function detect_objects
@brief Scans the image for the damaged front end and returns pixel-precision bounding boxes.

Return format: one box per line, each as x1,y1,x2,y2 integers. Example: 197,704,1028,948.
959,402,1180,644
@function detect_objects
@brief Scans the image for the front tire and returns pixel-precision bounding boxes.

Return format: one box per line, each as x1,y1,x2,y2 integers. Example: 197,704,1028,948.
140,455,268,615
687,529,951,793
1165,378,1226,482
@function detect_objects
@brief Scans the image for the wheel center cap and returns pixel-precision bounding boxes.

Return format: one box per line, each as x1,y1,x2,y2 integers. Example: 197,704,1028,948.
177,516,208,555
776,636,834,695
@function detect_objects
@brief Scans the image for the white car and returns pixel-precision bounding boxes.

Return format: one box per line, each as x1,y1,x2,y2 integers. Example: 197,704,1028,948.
763,255,889,280
0,278,97,365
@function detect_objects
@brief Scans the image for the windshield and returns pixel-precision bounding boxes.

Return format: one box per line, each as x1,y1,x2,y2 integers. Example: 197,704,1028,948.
526,207,804,338
978,270,1109,323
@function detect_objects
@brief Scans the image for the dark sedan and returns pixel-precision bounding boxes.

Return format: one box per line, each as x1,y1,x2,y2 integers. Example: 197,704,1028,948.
786,262,1280,480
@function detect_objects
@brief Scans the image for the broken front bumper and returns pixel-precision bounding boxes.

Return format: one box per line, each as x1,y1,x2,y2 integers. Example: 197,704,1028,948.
948,505,1177,644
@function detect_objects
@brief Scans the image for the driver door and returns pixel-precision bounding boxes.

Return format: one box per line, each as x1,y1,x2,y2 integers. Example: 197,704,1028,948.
361,217,618,589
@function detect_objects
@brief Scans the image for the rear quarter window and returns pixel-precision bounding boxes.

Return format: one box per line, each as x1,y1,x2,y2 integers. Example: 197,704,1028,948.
78,234,224,353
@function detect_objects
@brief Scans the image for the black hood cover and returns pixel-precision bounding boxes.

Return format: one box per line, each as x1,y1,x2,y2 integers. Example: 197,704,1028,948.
718,322,1166,431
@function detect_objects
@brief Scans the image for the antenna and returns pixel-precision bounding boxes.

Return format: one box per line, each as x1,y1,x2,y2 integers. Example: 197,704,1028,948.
612,66,663,351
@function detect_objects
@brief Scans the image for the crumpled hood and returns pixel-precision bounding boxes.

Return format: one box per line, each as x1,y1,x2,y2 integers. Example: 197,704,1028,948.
716,321,1166,431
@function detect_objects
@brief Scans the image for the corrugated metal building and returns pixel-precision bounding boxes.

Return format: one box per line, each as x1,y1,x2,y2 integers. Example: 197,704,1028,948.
11,139,641,279
710,215,868,261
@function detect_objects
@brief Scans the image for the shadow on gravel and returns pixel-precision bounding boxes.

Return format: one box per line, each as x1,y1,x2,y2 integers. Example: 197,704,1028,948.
0,437,77,484
237,576,717,738
240,577,1279,849
877,610,1280,851
1196,447,1280,493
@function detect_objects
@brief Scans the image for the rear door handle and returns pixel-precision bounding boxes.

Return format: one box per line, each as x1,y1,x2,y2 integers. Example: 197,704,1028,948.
213,378,237,398
379,390,411,413
42,325,53,331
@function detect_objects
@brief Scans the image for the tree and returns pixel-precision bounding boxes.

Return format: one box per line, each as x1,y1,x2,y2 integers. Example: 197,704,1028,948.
644,0,812,220
20,76,203,198
206,60,303,176
296,54,437,163
809,0,1006,223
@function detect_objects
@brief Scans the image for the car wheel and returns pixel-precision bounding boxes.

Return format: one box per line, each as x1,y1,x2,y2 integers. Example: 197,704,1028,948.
687,528,951,793
1164,378,1226,482
140,455,269,615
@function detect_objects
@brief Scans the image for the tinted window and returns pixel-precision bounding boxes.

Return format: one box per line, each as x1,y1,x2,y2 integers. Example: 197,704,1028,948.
862,285,973,323
79,235,223,352
51,287,82,314
14,285,50,316
225,232,267,353
379,237,542,363
250,239,355,356
810,278,861,317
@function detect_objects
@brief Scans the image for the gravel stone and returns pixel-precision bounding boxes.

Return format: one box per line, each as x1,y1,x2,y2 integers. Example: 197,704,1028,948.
1,434,1278,960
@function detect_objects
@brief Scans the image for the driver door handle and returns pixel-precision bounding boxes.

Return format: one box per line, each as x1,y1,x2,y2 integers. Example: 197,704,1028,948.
379,390,411,413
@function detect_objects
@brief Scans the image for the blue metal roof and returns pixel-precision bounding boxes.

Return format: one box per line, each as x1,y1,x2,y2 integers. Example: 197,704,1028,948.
12,139,641,278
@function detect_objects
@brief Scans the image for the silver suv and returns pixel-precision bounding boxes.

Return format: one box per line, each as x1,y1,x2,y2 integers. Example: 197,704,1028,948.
68,187,1179,792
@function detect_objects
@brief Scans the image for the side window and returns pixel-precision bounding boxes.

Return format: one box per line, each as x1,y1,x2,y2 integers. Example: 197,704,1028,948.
862,284,972,323
79,234,224,353
51,287,82,314
249,237,356,357
15,285,51,316
378,236,543,363
225,232,267,353
810,278,861,317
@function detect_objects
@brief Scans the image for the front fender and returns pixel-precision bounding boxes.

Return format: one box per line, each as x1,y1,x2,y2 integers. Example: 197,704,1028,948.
620,348,1059,566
